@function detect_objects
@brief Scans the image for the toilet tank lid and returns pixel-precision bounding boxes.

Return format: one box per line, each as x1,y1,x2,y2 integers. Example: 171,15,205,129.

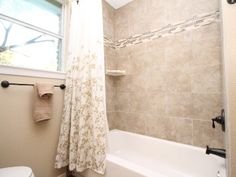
0,166,33,177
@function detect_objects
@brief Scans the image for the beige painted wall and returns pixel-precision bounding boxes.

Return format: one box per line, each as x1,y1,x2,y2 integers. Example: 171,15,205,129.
0,2,114,177
0,75,66,177
221,0,236,176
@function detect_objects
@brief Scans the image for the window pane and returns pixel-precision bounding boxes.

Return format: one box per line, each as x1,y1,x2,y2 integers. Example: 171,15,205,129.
0,0,62,34
0,19,61,71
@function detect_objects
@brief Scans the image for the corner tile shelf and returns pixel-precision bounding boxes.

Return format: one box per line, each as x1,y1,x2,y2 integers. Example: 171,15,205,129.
106,69,126,76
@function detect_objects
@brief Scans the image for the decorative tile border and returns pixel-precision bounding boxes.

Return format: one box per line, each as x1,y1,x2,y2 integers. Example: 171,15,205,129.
104,37,116,49
104,11,220,49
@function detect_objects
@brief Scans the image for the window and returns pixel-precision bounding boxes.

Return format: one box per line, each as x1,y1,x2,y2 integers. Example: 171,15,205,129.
0,0,64,73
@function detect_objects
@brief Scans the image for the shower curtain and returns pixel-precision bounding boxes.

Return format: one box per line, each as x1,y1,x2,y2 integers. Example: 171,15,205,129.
55,0,108,174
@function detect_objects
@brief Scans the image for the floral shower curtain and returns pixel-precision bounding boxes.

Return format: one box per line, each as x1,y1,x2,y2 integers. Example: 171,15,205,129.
55,0,108,174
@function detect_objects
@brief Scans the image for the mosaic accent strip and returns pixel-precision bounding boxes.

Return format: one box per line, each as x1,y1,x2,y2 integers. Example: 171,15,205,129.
104,11,220,49
104,37,116,49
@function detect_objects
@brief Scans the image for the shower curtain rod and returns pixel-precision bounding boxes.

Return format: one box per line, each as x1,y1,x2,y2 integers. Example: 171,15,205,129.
1,80,66,90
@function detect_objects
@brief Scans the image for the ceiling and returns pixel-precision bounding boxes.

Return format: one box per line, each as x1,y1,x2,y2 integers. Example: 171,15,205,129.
105,0,134,9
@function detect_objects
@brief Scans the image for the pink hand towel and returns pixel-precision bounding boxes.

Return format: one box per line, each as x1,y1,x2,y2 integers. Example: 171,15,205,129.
33,83,54,122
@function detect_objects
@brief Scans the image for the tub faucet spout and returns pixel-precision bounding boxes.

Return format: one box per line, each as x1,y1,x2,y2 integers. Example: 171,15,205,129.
206,146,226,158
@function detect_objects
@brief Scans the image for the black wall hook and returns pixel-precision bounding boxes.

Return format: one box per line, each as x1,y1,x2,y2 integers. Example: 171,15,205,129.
227,0,236,4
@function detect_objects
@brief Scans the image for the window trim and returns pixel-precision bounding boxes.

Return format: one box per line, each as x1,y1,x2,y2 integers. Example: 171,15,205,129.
0,13,63,39
0,64,65,79
0,0,67,77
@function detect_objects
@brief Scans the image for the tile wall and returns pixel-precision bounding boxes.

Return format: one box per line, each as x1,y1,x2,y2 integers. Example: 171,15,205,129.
103,0,224,148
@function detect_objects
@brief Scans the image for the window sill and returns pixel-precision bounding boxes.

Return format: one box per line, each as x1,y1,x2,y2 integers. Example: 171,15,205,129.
0,65,66,80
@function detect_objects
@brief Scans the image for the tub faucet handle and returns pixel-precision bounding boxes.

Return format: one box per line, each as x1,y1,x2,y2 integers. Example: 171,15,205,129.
212,119,215,128
211,109,225,132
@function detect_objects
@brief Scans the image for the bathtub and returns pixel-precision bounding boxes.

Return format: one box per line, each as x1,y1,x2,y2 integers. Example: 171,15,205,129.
80,130,226,177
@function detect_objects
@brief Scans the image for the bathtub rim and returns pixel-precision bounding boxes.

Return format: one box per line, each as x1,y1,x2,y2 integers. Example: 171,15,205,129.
109,129,222,155
107,129,227,177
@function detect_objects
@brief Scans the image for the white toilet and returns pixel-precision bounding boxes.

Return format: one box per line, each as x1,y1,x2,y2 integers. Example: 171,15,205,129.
0,166,35,177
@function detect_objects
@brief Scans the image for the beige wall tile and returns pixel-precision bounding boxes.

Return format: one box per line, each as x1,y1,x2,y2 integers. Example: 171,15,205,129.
105,76,115,92
166,0,194,24
166,0,218,24
122,74,146,92
146,1,169,30
126,0,147,18
191,65,222,94
145,116,193,145
127,70,166,92
111,112,128,131
115,76,132,93
104,47,117,69
192,94,223,120
164,71,191,93
106,90,115,112
126,112,146,134
113,2,132,40
115,92,131,112
111,112,146,133
129,91,166,116
191,24,221,67
102,0,115,39
132,50,165,73
126,42,147,56
164,32,192,72
166,93,193,118
190,0,219,15
114,3,131,24
193,120,224,148
146,37,166,52
166,117,193,145
129,17,151,37
104,0,223,149
107,112,117,130
145,116,169,140
114,21,130,40
104,46,116,113
116,54,132,75
141,70,166,92
122,0,148,37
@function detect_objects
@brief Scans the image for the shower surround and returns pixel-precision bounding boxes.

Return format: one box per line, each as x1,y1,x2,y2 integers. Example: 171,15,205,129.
103,0,224,148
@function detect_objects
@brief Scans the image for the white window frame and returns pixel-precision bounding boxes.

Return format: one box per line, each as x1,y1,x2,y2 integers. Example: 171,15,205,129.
0,0,67,79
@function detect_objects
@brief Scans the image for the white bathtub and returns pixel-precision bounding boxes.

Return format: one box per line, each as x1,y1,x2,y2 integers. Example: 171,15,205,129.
80,130,226,177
